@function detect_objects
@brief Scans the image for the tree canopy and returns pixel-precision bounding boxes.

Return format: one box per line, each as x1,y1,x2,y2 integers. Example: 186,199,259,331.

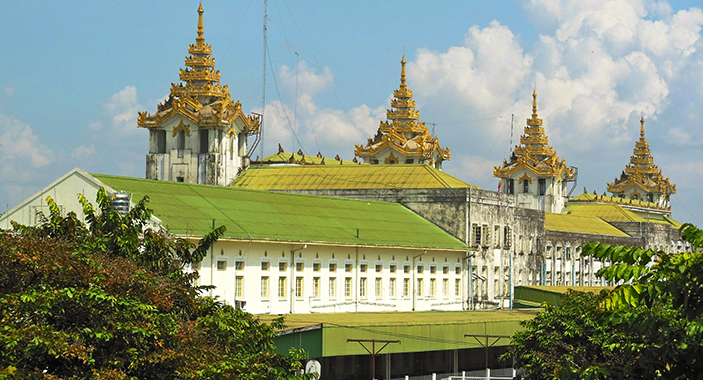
0,189,308,379
508,223,703,380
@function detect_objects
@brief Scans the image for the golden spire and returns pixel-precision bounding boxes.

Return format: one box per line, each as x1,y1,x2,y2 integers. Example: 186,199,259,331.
196,2,205,46
532,89,538,119
400,55,407,91
640,114,645,140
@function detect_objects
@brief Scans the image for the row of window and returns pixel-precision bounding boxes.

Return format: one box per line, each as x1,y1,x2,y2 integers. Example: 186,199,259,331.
254,276,462,300
152,129,244,158
471,224,512,248
504,178,548,195
213,260,462,275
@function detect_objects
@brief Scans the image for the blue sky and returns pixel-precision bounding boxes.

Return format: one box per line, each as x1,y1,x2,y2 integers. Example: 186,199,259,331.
1,0,703,224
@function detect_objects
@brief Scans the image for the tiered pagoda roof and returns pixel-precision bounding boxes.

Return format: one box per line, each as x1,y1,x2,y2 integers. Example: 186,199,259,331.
607,116,675,197
494,91,574,180
354,56,450,165
137,3,259,132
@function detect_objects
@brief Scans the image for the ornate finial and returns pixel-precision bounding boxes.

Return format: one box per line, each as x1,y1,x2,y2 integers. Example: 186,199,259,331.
278,143,284,153
640,114,645,139
400,55,407,91
532,89,538,118
196,2,205,46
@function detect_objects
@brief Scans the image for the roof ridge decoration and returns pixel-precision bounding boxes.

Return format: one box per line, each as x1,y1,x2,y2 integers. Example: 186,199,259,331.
355,55,450,164
606,116,676,205
493,90,575,180
137,3,259,132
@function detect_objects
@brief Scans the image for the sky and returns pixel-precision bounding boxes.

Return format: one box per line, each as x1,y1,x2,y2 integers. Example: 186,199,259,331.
1,0,703,224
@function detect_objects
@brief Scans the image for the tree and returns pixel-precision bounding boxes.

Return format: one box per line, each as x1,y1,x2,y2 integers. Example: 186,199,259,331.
507,223,703,380
0,189,308,379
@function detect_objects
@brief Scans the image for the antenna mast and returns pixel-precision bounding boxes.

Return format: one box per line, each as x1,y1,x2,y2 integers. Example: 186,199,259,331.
260,0,268,159
509,113,514,154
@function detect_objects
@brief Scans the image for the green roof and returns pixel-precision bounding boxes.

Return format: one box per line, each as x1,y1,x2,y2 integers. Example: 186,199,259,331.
259,310,537,357
231,164,474,191
545,213,629,236
571,192,662,209
92,174,467,250
565,203,647,222
514,285,612,308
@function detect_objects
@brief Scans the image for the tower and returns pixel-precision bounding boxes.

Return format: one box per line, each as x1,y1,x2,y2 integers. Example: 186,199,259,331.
138,3,260,185
607,116,675,208
494,91,575,213
354,56,450,168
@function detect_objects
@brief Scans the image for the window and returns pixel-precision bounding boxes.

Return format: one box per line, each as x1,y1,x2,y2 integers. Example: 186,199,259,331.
507,178,514,194
360,264,367,273
261,277,269,298
236,276,244,298
199,129,209,154
632,194,639,200
296,262,304,272
279,262,287,272
235,260,244,271
376,264,382,273
482,225,490,246
157,130,167,153
313,277,320,298
390,264,397,273
375,278,382,298
430,265,436,274
345,263,353,272
538,178,546,195
278,277,287,299
176,177,184,182
403,278,410,297
455,279,461,297
295,277,304,298
504,226,512,249
523,179,529,193
261,261,270,271
217,260,226,271
472,224,481,246
329,278,337,298
566,247,571,260
329,263,337,272
443,266,449,275
455,266,461,275
417,265,424,274
417,278,424,296
345,278,352,298
389,278,396,297
647,193,654,202
443,279,449,298
313,262,321,272
177,130,186,151
404,265,410,274
405,159,414,164
430,278,436,298
494,225,501,247
359,278,367,298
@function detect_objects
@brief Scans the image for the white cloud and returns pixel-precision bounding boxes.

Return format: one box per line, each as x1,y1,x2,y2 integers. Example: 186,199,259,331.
4,87,15,97
89,86,143,136
0,113,53,168
278,61,334,97
71,145,97,159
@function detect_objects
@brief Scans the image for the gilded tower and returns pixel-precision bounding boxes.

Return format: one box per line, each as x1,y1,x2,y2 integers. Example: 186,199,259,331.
494,91,575,213
354,56,450,168
607,116,675,208
138,3,259,186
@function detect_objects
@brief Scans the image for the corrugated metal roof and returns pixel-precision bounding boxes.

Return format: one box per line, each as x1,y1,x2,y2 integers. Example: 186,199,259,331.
259,151,361,165
564,203,646,222
231,164,474,190
545,213,630,236
93,174,467,250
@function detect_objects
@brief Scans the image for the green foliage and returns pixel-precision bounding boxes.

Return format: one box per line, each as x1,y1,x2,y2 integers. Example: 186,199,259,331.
508,223,703,379
0,190,308,379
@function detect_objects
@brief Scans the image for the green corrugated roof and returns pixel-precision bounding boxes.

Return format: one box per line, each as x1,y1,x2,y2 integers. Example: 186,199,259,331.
514,285,613,308
92,174,467,250
564,203,646,222
231,164,474,190
260,310,537,357
545,213,629,236
571,192,661,209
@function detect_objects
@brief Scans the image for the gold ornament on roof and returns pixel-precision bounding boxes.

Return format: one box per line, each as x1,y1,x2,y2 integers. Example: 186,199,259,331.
494,90,574,179
355,55,450,163
606,116,676,196
138,3,259,132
